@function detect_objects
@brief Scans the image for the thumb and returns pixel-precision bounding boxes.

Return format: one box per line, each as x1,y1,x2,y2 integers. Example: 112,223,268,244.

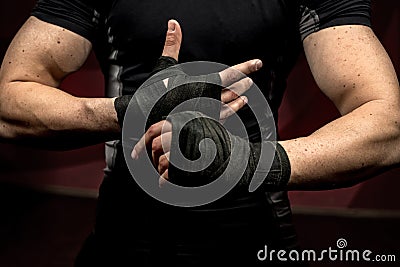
162,19,182,61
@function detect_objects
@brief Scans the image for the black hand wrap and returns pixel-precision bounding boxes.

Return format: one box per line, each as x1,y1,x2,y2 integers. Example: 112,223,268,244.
166,111,291,191
114,56,223,135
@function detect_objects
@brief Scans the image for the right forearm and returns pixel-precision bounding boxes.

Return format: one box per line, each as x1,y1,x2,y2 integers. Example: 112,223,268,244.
0,81,120,150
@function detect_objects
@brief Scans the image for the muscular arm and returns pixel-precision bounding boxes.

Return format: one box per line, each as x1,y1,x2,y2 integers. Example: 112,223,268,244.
0,17,120,149
136,25,400,192
0,17,258,151
281,25,400,189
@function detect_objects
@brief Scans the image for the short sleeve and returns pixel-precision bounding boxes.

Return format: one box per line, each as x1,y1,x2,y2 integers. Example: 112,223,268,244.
299,0,371,41
31,0,105,42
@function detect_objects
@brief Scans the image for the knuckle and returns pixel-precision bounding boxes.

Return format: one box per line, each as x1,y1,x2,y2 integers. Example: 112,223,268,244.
160,155,168,165
226,70,238,83
159,158,169,170
247,61,255,72
151,138,160,151
147,125,156,135
165,35,177,47
228,90,238,99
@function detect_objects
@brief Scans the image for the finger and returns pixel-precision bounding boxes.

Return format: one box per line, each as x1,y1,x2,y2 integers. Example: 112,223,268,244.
151,135,163,167
159,169,169,188
158,152,170,175
232,59,263,76
151,132,172,167
132,121,163,159
132,121,172,159
160,132,172,153
220,96,248,122
219,59,262,87
161,19,182,61
220,77,253,103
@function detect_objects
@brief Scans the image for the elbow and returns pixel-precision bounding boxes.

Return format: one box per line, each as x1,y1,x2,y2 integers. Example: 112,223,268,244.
0,116,53,148
0,118,19,142
0,116,49,144
0,91,45,142
379,110,400,167
0,86,19,141
0,102,17,141
388,129,400,167
0,104,40,143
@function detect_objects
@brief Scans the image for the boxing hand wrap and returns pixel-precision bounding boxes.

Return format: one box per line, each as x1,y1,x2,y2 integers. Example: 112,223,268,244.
166,111,291,191
114,56,222,134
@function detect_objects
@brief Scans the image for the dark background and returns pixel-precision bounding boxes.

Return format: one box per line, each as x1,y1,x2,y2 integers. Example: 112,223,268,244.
0,1,399,266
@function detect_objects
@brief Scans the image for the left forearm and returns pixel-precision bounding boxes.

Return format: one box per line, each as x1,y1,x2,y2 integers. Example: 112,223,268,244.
280,100,400,190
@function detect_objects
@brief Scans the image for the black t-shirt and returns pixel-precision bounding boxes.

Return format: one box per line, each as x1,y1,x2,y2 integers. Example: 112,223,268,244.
31,1,371,265
32,0,371,110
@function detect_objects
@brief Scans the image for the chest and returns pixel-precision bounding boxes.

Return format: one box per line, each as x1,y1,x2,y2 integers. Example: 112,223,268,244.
105,0,300,64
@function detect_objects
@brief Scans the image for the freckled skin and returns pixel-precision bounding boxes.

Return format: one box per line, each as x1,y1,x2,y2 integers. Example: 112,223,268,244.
0,17,119,147
281,25,400,189
0,15,399,190
0,17,258,150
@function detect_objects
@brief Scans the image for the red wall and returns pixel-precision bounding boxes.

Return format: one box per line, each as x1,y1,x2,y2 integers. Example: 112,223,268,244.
1,1,399,209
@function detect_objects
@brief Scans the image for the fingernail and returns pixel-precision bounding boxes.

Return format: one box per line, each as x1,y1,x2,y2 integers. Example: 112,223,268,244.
168,20,176,32
254,60,263,70
241,96,248,104
131,149,138,160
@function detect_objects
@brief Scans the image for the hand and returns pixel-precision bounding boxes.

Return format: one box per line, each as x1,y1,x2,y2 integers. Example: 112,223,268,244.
133,112,291,191
130,19,264,186
161,20,262,122
114,19,263,132
132,120,173,186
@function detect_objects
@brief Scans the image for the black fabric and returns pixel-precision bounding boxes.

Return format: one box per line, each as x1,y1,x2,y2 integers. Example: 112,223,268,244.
249,142,292,190
32,0,101,42
75,168,307,267
113,94,133,128
166,111,291,191
299,0,371,41
113,56,179,129
113,56,222,131
149,56,178,76
167,112,232,187
30,0,371,265
144,63,222,129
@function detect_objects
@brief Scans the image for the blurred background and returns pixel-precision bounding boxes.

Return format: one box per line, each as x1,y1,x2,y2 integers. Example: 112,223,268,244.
0,1,399,266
